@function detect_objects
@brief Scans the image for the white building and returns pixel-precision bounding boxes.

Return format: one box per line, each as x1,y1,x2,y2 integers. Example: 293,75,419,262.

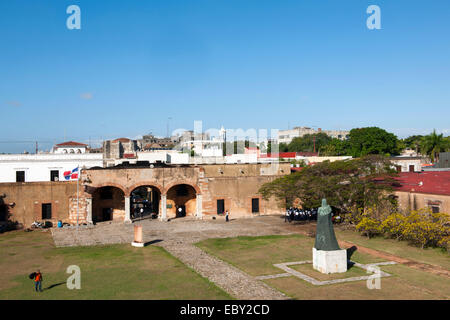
0,153,103,183
277,127,349,144
390,156,430,173
51,141,88,154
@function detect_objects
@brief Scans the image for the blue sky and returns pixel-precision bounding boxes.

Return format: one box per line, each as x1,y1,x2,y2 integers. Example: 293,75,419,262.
1,0,449,153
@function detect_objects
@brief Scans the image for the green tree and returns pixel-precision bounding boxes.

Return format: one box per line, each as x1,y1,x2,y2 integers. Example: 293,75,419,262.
319,138,350,156
346,127,400,157
420,130,449,162
259,155,398,213
401,135,424,154
287,133,331,153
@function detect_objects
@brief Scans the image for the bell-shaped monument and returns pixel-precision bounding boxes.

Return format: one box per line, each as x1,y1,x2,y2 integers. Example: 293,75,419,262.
312,199,347,273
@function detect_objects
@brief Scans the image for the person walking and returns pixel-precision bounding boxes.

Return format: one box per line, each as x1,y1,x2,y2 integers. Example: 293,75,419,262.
225,210,229,222
34,270,43,292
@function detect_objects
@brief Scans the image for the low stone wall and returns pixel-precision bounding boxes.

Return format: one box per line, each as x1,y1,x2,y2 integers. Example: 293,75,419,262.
0,181,77,227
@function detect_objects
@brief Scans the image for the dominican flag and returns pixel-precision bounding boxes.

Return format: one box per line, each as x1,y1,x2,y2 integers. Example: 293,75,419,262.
64,167,79,180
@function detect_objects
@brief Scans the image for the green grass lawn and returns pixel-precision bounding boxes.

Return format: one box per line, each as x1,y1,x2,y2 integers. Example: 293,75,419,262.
334,227,450,270
196,234,450,300
0,230,231,300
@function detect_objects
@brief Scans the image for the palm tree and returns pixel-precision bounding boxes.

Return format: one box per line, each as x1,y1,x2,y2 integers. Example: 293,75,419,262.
420,130,448,163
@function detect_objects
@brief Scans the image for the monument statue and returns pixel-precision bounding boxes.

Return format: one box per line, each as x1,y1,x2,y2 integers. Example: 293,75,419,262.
312,198,347,274
314,198,340,251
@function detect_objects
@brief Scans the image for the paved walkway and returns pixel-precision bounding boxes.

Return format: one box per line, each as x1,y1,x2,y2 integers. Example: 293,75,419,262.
161,240,287,300
52,215,294,247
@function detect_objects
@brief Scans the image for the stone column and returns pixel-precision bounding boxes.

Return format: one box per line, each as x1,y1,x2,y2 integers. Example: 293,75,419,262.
196,194,203,219
124,196,132,223
86,197,93,224
160,194,167,221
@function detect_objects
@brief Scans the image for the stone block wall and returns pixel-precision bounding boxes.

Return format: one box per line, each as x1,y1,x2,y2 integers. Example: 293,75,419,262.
0,181,77,227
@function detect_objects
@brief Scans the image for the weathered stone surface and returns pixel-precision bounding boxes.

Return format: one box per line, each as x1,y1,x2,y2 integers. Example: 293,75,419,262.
312,248,347,274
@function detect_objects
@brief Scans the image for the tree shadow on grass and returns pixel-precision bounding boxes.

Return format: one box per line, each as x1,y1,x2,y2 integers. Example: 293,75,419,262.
44,282,66,291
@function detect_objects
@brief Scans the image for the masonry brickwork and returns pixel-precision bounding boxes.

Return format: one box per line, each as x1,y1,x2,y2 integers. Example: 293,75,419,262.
1,163,290,226
0,181,78,227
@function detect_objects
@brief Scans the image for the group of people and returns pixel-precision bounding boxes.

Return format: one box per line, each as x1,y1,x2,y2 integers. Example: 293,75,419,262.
285,207,343,224
284,207,318,222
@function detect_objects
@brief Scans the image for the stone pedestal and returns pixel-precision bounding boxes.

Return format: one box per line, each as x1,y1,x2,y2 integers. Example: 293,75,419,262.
131,225,144,247
312,248,347,274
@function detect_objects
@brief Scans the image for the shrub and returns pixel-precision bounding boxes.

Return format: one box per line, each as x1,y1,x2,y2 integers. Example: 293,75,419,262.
356,216,382,239
356,208,449,249
437,236,450,252
380,213,406,240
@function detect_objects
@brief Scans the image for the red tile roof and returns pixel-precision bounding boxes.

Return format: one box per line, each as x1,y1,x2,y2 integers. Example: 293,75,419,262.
55,141,87,147
259,152,318,159
259,152,297,159
123,153,136,159
113,138,131,143
394,172,450,196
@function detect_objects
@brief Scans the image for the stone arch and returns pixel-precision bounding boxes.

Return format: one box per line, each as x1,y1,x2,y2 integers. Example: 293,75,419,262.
165,183,198,219
163,181,201,195
128,183,163,220
91,185,125,222
126,182,164,197
90,183,127,196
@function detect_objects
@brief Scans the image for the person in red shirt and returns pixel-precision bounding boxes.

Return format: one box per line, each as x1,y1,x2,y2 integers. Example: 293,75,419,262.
34,270,43,292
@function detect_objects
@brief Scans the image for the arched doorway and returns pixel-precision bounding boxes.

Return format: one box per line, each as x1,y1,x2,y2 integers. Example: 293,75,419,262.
129,185,161,220
166,184,197,219
92,186,125,222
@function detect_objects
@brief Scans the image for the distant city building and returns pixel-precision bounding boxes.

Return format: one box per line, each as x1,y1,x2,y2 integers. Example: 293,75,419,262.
138,134,176,151
277,127,349,144
103,138,138,160
52,141,88,154
390,156,431,173
436,152,450,169
395,171,450,214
